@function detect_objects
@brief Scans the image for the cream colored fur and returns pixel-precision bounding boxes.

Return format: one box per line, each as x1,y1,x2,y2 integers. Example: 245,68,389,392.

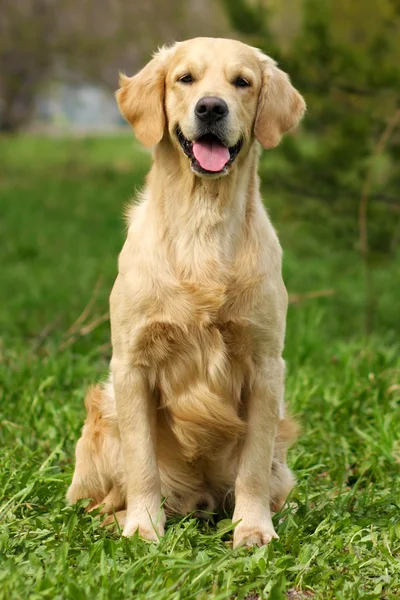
67,37,305,548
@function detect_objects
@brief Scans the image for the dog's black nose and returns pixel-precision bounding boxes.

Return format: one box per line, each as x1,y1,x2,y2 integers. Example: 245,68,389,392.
195,97,228,123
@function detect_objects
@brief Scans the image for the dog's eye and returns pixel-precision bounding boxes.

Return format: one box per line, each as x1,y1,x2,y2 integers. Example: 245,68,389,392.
178,74,194,84
234,77,250,88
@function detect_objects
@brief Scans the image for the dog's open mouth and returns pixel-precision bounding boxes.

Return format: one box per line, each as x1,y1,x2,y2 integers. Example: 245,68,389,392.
177,128,242,174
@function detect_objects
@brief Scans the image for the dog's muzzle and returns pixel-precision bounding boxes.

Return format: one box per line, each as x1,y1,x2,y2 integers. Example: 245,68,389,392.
176,95,242,176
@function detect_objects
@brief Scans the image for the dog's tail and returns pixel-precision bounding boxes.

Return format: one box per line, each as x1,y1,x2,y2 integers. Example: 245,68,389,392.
165,383,246,460
83,384,104,420
276,414,300,448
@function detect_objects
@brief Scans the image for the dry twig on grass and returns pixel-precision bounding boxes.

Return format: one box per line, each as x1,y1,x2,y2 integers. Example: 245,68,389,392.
31,317,62,351
57,276,109,351
58,312,110,352
288,289,335,305
64,277,103,338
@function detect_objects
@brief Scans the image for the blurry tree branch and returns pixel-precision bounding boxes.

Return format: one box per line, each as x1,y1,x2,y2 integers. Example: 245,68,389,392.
359,108,400,334
359,109,400,260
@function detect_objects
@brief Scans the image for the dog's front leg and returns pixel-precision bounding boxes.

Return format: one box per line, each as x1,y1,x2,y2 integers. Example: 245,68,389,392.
232,357,284,548
112,359,165,541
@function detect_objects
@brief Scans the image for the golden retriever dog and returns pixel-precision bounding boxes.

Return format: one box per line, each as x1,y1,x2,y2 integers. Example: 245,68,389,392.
67,37,305,548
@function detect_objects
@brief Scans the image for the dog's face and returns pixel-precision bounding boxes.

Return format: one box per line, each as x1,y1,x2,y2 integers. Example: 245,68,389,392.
117,38,305,178
165,39,263,177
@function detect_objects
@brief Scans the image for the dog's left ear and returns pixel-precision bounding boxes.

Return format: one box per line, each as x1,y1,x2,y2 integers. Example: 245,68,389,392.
254,57,306,149
116,47,172,147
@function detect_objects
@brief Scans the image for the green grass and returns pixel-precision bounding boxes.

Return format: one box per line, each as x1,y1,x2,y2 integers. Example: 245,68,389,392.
0,135,399,599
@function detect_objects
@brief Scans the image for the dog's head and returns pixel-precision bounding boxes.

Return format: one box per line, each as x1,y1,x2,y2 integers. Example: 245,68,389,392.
116,38,305,178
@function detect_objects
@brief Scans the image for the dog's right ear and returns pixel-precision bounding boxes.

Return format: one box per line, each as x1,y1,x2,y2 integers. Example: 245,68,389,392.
116,48,171,147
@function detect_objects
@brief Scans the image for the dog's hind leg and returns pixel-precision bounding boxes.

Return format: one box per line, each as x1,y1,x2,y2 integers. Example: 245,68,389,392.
66,385,125,513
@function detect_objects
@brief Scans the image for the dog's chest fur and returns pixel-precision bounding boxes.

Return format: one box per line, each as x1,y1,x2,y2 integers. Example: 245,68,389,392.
121,194,263,365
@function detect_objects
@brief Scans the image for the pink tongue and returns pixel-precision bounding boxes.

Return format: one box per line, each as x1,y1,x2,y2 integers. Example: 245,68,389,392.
193,138,230,172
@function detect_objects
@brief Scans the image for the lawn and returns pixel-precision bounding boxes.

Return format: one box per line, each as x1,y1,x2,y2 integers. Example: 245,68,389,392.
0,135,399,600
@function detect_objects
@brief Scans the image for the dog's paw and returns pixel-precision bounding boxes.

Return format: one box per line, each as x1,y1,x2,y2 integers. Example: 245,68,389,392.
123,522,163,542
103,509,165,542
233,521,278,549
102,509,127,529
121,508,165,542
